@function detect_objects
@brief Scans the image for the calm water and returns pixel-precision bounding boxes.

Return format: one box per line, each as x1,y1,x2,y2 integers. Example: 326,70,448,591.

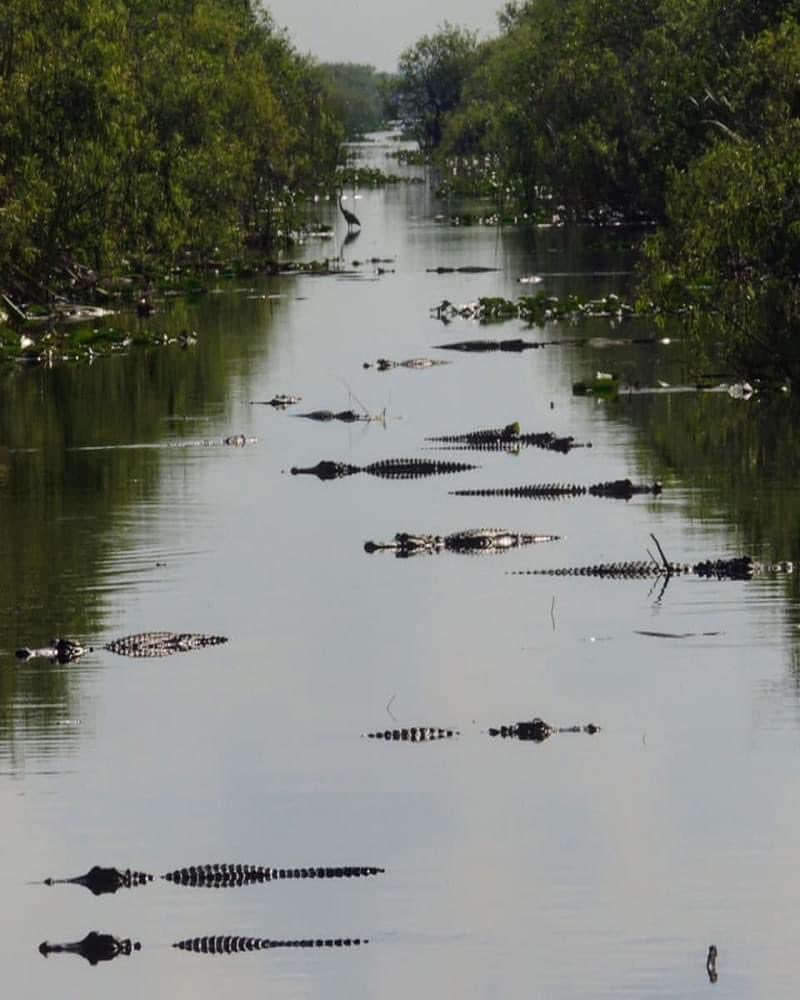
1,135,799,998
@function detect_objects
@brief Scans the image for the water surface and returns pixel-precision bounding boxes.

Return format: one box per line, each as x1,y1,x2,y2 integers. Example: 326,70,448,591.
1,134,799,998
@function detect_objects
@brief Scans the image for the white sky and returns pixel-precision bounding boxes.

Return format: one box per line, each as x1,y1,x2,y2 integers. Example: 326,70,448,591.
263,0,501,72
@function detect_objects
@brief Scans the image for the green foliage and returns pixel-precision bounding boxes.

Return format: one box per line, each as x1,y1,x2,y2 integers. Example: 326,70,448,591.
318,63,397,137
642,121,800,378
0,0,342,283
396,23,479,150
396,0,800,376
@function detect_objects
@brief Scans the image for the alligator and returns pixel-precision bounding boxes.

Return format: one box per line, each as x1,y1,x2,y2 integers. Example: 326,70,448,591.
39,932,141,965
249,394,302,408
362,357,449,371
363,727,459,741
488,718,601,741
364,529,561,557
290,458,477,481
426,422,590,454
16,631,229,663
362,720,599,742
510,556,794,580
450,479,663,501
172,935,368,954
166,435,257,447
425,266,499,274
38,931,365,964
434,336,661,352
42,863,385,895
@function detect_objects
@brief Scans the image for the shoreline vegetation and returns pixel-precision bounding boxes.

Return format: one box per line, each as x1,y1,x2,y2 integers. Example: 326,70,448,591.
2,0,798,380
391,3,800,380
0,0,343,344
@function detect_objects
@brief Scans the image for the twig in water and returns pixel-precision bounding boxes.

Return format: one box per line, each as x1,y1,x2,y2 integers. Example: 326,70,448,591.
550,595,556,630
385,693,397,722
649,532,672,574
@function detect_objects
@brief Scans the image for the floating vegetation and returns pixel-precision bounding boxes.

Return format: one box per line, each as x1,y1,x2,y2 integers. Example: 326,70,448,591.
0,323,201,369
384,148,430,166
431,292,638,325
434,155,526,203
335,166,423,187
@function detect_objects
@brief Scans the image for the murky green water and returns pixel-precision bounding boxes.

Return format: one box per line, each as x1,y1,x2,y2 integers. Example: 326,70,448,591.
1,135,799,998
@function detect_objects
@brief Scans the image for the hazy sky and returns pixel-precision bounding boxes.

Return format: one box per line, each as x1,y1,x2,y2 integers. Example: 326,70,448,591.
264,0,500,72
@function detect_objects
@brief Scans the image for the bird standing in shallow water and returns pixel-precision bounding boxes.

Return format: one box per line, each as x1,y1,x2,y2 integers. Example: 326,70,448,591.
339,195,361,232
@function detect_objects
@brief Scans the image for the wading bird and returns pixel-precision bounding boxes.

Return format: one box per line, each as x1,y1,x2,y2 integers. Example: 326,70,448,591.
339,194,361,232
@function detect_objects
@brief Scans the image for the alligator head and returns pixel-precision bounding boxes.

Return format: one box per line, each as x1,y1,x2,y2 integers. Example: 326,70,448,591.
43,865,153,895
39,932,141,965
290,461,360,480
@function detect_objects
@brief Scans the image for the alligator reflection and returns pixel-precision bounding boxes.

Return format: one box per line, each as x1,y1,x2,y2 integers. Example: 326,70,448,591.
39,932,140,966
43,863,385,895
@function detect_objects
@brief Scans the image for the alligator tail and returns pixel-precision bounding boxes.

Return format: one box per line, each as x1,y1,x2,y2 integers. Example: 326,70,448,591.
172,935,367,954
162,863,384,886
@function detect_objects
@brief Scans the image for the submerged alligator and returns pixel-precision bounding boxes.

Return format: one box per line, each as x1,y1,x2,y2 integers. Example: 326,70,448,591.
363,727,459,741
363,718,600,742
364,529,561,557
249,394,302,408
166,434,256,447
426,422,590,454
43,863,385,895
292,408,385,424
510,556,794,580
16,632,229,664
362,357,449,370
488,718,601,741
290,458,476,481
435,337,546,352
450,479,663,501
38,931,366,964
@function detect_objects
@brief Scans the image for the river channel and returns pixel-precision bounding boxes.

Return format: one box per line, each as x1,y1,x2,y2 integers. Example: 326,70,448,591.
1,135,799,998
